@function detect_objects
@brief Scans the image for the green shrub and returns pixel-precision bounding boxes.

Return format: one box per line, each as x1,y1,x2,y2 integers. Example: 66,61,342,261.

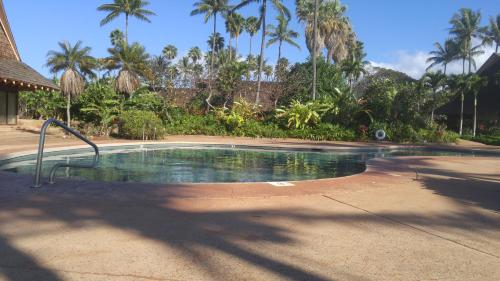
119,110,165,140
276,100,321,129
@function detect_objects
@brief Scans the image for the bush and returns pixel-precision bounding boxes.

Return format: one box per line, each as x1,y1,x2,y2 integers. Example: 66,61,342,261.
119,110,165,140
276,100,321,129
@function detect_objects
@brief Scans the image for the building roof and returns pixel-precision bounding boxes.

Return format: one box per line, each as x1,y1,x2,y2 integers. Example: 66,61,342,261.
0,59,59,91
477,53,500,76
0,0,58,91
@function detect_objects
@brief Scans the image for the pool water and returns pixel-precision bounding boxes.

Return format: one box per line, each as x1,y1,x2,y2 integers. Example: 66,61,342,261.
0,144,488,184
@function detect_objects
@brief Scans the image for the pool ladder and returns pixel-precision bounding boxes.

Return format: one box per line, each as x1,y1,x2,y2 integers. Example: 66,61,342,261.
32,118,100,188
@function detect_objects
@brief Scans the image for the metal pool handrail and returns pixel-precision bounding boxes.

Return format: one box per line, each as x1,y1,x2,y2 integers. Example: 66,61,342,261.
32,118,99,188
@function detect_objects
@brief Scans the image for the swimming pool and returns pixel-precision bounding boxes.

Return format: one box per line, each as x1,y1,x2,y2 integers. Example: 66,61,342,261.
0,144,494,184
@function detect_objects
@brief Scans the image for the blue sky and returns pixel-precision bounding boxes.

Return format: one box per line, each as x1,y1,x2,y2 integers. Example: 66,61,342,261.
4,0,500,78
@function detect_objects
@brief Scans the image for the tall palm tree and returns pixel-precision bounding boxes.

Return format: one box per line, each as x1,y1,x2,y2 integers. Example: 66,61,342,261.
188,47,203,64
449,8,486,73
104,41,149,96
449,74,468,135
484,15,500,53
234,0,291,106
426,39,458,75
98,0,156,44
110,29,125,47
225,12,245,59
162,44,178,61
266,15,300,63
46,41,96,128
466,74,488,137
423,71,447,122
342,41,368,90
245,16,260,56
191,0,229,109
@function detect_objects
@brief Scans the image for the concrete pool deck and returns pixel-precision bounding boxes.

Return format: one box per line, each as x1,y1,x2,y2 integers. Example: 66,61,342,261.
0,132,499,280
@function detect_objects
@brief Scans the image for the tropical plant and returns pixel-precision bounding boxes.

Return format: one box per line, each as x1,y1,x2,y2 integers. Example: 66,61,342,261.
110,29,125,47
191,0,230,109
422,71,447,122
216,60,248,106
426,39,458,74
266,15,300,62
484,15,500,53
98,0,156,43
276,100,321,129
188,47,203,64
234,0,291,105
78,81,121,136
104,41,149,95
245,16,260,56
465,74,488,137
46,41,97,128
225,12,245,59
449,8,486,74
342,41,368,89
448,74,468,135
162,44,178,61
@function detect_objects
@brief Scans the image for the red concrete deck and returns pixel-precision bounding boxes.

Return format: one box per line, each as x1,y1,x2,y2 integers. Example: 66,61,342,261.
0,130,499,280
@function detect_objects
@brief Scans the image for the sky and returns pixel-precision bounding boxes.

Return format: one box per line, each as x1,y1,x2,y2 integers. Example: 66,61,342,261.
4,0,500,79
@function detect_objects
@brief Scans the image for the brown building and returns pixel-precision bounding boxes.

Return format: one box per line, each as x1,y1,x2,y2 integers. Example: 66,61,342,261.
437,53,500,130
0,0,58,125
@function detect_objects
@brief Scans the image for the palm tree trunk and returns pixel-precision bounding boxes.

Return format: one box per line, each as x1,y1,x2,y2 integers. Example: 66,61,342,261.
125,13,129,45
459,93,464,135
444,63,447,75
255,0,267,106
235,35,239,58
473,93,477,137
206,12,217,111
249,35,253,57
229,36,233,60
468,56,472,74
496,43,498,53
462,58,465,74
66,93,71,128
278,40,282,63
312,0,319,100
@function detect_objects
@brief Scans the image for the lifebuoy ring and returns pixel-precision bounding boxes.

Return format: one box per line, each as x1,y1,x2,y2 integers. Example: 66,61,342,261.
375,129,386,141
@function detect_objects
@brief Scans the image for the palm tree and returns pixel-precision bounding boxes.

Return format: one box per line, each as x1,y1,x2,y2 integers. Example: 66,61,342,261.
191,0,229,109
484,15,500,53
449,8,486,74
245,16,260,56
98,0,156,44
449,74,468,135
104,41,149,96
466,74,488,137
225,12,245,59
188,47,202,64
266,15,300,62
342,41,368,90
46,41,96,128
234,0,290,106
426,39,458,74
162,45,178,61
110,29,125,47
423,71,447,122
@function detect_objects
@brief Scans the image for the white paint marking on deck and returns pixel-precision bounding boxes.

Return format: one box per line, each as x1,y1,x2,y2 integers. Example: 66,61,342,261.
389,173,402,177
268,182,295,187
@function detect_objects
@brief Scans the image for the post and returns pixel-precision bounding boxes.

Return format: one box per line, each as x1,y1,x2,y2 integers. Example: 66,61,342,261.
312,0,319,100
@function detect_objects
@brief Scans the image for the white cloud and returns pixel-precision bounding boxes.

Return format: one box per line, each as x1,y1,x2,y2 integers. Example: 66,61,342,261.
369,44,497,79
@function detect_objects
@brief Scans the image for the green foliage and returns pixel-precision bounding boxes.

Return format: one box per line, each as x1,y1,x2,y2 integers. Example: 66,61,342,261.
119,110,164,140
364,78,398,122
276,100,321,129
280,60,348,105
75,81,121,135
216,61,248,103
463,135,500,146
19,90,65,120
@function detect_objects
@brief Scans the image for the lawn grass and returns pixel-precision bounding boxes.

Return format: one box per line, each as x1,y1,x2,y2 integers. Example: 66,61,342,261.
462,135,500,146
